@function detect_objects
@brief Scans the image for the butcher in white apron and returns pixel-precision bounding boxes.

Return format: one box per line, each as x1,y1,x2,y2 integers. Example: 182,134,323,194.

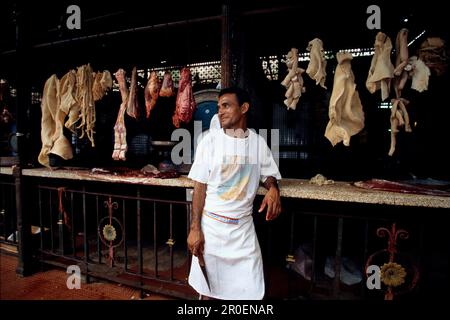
187,87,282,300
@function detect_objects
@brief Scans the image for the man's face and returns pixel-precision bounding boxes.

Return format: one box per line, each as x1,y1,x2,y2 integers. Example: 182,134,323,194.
217,93,244,130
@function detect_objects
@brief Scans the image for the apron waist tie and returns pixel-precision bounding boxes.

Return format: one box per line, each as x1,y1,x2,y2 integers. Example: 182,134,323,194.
203,211,240,225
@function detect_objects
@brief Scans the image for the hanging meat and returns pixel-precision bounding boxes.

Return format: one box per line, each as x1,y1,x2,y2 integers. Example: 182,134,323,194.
418,37,448,76
393,28,410,98
281,48,305,110
76,64,96,147
172,68,196,128
388,97,410,156
306,38,327,89
38,75,61,167
38,65,110,166
112,69,129,161
64,68,83,133
366,32,394,101
126,67,140,119
325,52,365,146
50,70,78,161
408,56,430,92
93,70,113,101
159,71,175,97
38,73,75,167
59,70,80,125
389,29,412,156
144,71,160,118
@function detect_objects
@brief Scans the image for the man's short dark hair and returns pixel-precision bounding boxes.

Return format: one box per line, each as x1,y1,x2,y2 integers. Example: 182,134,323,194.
219,87,250,106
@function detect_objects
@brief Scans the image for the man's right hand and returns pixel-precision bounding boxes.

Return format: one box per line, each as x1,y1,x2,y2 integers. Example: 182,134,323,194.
187,228,205,266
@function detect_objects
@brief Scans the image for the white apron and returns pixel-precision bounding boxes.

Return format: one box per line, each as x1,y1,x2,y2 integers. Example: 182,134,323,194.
188,212,264,300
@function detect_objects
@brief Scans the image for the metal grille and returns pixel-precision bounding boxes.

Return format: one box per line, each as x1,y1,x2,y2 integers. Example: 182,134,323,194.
149,60,221,85
264,47,374,81
0,180,17,245
264,198,427,300
33,183,195,299
260,56,279,81
272,102,311,160
273,104,301,146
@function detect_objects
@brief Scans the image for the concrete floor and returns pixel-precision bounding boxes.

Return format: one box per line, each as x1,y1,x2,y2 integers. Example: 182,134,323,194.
0,252,172,300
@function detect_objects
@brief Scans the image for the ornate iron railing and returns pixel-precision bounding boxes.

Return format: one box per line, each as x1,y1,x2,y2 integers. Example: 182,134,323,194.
34,183,195,299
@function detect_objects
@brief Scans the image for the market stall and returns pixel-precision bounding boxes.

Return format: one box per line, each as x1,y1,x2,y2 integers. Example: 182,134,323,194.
1,0,449,300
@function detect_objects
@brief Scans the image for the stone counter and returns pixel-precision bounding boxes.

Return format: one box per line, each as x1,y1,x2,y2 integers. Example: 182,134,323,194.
278,179,450,209
3,167,448,209
21,167,195,188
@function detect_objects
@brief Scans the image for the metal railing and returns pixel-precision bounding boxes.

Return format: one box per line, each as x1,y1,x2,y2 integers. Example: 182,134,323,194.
0,180,17,246
259,198,428,300
5,175,444,300
34,183,195,299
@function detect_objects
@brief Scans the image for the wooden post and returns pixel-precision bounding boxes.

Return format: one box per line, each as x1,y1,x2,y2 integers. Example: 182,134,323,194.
14,165,32,276
13,3,30,167
221,3,232,88
13,4,32,276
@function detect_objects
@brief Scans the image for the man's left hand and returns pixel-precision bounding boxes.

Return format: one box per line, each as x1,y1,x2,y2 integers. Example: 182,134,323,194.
258,187,282,221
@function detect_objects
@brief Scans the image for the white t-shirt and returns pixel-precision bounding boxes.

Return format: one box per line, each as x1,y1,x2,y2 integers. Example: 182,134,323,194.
188,128,281,218
209,114,220,130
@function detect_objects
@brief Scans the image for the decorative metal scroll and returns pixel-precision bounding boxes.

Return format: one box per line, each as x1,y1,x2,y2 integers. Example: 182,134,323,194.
98,197,124,267
366,223,420,300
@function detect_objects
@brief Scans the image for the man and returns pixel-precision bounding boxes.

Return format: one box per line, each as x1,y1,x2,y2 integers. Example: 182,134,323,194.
187,87,282,300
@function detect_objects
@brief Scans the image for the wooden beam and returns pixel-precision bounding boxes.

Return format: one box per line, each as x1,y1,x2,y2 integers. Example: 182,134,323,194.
220,4,232,88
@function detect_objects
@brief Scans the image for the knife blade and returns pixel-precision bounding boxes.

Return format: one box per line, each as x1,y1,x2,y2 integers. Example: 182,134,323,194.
198,254,211,291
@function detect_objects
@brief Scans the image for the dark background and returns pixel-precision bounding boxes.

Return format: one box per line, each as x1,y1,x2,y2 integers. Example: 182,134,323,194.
1,0,449,180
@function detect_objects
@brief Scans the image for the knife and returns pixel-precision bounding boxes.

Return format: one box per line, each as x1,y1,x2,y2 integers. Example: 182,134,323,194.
198,254,211,291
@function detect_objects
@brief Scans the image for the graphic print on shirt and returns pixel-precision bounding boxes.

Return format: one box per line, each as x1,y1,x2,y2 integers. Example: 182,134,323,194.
218,155,253,201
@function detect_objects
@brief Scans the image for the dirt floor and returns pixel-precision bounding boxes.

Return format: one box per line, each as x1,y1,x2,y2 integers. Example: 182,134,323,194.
0,252,173,300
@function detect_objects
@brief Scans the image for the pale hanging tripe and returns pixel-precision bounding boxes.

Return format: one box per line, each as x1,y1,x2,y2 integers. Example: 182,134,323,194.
306,38,327,89
325,52,365,147
281,48,305,110
366,32,394,101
